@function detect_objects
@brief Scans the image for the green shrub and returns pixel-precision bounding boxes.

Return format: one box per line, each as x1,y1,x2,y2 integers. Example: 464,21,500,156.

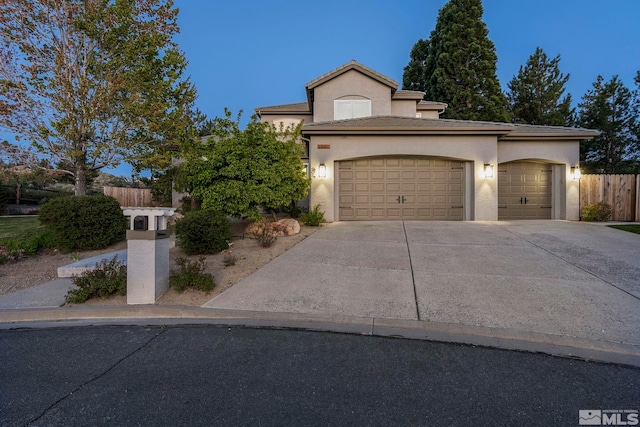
175,209,231,255
170,256,215,292
0,244,25,264
581,201,613,222
284,201,302,219
66,255,127,303
300,204,325,226
0,230,55,263
39,195,126,252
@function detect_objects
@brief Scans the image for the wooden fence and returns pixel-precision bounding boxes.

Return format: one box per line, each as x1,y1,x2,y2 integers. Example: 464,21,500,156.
103,186,153,207
580,174,640,221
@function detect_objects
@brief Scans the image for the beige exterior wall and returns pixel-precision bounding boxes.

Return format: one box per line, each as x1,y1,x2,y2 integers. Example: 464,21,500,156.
390,100,417,117
259,113,313,126
498,139,580,220
309,135,499,222
312,70,392,122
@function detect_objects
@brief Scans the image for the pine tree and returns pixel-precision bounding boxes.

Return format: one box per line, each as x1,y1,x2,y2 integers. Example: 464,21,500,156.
578,75,640,173
402,39,430,92
506,47,573,126
403,0,509,122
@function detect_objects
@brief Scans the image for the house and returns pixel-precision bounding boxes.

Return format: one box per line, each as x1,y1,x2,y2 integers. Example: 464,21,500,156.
256,60,598,222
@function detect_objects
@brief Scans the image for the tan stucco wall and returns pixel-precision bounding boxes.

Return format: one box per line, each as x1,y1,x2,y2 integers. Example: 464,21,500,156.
259,113,313,126
309,135,499,222
498,139,580,220
390,100,417,117
312,70,392,122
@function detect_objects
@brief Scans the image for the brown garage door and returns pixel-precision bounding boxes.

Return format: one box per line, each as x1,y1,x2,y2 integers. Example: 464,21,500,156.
338,157,464,220
498,161,552,219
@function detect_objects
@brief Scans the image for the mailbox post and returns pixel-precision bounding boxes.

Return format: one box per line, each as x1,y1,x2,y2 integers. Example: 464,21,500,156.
121,207,175,304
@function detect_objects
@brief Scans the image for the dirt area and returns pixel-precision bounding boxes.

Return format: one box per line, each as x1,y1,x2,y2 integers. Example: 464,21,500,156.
0,219,319,307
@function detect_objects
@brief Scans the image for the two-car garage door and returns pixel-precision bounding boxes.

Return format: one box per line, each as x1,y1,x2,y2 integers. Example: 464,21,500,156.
338,157,464,220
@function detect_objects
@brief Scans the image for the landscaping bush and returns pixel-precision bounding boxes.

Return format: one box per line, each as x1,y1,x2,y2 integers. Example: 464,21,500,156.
581,201,613,222
175,209,231,255
170,256,215,292
39,195,126,252
0,230,56,263
65,255,127,303
255,220,277,248
300,204,325,226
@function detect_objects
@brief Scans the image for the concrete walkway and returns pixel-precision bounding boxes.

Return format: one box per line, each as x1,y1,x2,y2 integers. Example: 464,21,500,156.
205,221,640,346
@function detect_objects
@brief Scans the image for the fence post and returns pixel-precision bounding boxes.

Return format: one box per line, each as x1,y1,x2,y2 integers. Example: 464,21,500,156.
636,175,640,222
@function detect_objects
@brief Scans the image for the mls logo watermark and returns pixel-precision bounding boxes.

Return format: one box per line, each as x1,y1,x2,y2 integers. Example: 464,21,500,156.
579,409,639,425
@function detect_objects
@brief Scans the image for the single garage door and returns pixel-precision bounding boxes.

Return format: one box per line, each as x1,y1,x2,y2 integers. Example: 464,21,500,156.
338,157,464,220
498,161,552,220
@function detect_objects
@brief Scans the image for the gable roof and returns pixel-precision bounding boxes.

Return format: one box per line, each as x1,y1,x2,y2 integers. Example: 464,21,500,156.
305,60,399,111
306,60,399,91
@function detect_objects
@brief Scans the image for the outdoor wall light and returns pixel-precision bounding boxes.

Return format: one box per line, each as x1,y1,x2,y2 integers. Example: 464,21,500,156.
317,163,327,179
570,166,581,180
483,163,494,179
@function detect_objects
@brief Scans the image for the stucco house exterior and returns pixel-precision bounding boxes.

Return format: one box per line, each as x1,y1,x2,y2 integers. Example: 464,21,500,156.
256,60,598,222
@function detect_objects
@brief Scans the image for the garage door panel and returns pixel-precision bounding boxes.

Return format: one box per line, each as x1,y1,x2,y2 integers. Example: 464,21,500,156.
338,156,464,221
371,171,385,180
498,161,552,220
355,183,369,192
386,171,401,180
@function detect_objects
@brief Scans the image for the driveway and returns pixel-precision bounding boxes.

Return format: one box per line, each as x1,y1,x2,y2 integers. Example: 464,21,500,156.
205,221,640,345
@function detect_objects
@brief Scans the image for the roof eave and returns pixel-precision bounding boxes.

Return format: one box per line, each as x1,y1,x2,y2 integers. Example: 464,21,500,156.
302,128,514,136
499,131,601,141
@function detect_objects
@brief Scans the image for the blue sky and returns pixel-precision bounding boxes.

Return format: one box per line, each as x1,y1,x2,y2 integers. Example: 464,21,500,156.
11,0,640,177
173,0,639,123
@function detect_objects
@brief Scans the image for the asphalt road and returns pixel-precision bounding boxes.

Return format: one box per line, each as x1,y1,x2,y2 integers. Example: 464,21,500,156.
1,325,638,427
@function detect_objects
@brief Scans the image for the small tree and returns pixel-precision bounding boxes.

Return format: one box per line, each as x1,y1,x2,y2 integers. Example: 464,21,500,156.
506,47,574,126
578,75,639,173
177,110,311,221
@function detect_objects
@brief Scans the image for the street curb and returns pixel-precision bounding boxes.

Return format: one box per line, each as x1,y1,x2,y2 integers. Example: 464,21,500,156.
1,305,639,368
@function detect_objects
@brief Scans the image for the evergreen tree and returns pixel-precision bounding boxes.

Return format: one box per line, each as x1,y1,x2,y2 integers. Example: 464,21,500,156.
578,75,640,173
403,0,509,122
402,39,430,92
506,47,574,126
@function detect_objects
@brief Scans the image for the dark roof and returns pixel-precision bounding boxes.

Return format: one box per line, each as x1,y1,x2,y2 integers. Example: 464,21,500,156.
255,102,311,116
306,60,399,91
302,116,599,140
417,100,448,111
500,123,600,140
302,116,515,135
392,90,425,100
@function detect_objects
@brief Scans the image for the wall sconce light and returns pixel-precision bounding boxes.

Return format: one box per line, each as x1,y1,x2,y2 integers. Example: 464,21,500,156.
483,164,494,179
571,166,581,180
317,163,327,179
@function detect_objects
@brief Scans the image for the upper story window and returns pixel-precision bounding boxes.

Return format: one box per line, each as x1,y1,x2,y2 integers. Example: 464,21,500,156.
334,99,371,120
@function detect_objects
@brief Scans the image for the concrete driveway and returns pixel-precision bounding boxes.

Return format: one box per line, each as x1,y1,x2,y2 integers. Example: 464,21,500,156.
205,221,640,346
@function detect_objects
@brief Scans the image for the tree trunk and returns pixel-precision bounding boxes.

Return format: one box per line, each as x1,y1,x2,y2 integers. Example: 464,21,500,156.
74,165,88,196
15,181,21,205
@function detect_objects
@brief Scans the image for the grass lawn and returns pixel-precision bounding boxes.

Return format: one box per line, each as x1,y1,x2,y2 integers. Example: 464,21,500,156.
608,224,640,235
0,216,45,241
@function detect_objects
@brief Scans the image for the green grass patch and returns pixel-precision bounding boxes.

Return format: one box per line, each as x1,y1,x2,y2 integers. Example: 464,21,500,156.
0,216,45,240
608,224,640,235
